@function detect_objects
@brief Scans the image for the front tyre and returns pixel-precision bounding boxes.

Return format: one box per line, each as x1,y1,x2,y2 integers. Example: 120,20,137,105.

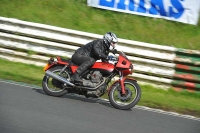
109,79,141,110
42,66,70,97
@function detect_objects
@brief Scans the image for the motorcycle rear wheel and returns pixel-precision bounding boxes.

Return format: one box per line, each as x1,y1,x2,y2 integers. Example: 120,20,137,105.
42,66,70,97
109,79,141,110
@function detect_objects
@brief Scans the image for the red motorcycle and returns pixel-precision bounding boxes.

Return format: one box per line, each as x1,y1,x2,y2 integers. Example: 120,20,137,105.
42,50,141,110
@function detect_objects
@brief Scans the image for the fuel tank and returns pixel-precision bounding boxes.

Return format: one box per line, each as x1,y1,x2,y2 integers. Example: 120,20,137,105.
91,62,114,73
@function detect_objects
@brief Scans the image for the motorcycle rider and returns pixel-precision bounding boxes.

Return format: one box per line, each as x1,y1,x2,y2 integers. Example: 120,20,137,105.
71,32,118,83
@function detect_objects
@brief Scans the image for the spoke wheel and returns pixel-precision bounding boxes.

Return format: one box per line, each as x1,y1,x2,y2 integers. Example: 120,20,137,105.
109,79,141,110
42,66,70,97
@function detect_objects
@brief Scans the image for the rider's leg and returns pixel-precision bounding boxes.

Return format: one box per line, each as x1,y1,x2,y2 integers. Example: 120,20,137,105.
71,53,95,83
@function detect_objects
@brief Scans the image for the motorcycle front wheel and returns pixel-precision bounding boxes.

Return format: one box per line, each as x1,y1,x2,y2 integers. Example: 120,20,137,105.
109,79,141,110
42,66,70,97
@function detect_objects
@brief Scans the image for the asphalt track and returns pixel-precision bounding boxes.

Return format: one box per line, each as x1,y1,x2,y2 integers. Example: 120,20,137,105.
0,81,200,133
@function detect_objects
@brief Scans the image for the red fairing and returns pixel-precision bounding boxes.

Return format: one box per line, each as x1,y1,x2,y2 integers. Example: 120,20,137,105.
116,55,131,70
121,69,132,76
91,62,114,72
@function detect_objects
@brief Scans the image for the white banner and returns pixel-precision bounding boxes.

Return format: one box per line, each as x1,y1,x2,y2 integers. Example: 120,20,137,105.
87,0,200,25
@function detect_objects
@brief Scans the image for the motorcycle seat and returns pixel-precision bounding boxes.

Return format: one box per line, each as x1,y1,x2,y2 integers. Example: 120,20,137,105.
60,58,78,66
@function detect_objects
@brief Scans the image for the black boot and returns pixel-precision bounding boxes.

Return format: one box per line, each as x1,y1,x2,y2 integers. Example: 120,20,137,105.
71,72,82,83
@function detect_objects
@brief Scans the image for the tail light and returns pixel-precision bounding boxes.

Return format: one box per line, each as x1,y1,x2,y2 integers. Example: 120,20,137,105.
48,57,57,65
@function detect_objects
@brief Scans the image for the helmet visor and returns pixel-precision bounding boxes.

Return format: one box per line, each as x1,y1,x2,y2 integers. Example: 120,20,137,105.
111,36,117,48
111,37,117,48
110,42,117,50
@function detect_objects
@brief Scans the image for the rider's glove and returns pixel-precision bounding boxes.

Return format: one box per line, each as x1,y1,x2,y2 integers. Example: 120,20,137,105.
107,55,115,61
111,49,118,54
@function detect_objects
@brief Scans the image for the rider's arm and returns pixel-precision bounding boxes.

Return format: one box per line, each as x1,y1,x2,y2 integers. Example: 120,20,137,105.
93,42,107,60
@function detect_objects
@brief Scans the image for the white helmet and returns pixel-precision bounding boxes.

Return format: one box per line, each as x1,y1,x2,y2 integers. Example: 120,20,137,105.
103,32,118,50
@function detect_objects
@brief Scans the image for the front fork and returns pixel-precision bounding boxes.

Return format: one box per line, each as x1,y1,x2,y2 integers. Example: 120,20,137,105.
108,72,136,96
119,71,126,95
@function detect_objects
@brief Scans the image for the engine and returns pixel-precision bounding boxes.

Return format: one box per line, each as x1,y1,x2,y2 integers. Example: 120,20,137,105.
82,70,107,97
82,70,103,88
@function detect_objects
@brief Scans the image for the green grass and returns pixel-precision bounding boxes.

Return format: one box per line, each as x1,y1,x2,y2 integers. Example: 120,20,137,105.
0,58,200,117
0,59,43,85
0,0,199,50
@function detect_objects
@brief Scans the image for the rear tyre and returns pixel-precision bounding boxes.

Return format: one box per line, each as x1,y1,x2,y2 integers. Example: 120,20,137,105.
42,66,71,97
109,79,141,110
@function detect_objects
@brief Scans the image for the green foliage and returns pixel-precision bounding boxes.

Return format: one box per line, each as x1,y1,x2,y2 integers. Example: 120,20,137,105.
0,58,43,85
0,0,199,50
138,84,200,116
27,50,37,56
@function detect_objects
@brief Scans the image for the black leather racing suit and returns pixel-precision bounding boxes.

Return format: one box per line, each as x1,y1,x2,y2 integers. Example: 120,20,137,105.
71,39,109,75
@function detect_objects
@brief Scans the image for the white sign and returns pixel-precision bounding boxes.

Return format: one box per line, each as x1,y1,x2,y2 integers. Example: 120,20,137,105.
87,0,200,25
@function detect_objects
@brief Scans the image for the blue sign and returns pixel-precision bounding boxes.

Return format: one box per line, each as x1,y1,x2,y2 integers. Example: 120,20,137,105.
88,0,200,25
99,0,184,19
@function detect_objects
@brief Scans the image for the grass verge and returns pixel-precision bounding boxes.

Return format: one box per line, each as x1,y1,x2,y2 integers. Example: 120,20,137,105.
0,58,200,117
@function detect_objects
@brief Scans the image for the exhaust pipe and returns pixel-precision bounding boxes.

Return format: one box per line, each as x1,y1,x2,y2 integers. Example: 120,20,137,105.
45,70,75,87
